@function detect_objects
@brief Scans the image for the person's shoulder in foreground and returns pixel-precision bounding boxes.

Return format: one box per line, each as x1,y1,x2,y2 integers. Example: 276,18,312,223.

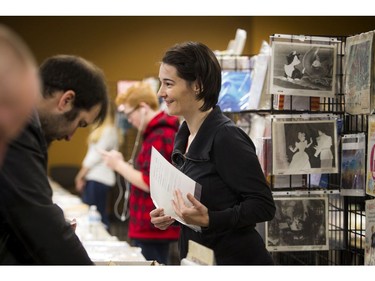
0,24,40,166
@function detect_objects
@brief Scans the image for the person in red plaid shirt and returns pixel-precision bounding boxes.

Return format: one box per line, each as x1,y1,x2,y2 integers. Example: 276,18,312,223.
101,81,180,265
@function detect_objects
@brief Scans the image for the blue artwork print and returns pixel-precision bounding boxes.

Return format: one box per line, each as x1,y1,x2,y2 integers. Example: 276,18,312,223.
340,133,366,196
217,70,252,112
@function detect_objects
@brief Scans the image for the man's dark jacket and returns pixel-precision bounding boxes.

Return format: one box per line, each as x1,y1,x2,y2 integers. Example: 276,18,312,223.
0,111,93,264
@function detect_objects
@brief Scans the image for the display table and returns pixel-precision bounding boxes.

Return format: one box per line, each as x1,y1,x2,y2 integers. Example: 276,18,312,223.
50,179,150,265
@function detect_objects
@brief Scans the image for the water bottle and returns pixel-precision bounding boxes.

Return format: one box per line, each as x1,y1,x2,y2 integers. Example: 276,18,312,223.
88,205,102,239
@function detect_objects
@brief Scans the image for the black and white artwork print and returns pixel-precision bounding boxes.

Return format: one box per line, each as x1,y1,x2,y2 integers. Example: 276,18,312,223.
272,119,338,175
344,31,374,115
270,41,337,97
266,196,329,252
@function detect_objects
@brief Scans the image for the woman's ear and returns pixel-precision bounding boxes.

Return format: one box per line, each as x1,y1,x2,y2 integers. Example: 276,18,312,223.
193,81,201,95
57,90,75,112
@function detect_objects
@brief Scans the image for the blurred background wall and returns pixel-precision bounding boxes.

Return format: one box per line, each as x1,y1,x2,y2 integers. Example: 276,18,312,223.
1,16,374,169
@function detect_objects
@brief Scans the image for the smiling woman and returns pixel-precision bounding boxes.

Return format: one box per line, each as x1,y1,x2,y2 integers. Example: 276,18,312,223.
150,41,276,265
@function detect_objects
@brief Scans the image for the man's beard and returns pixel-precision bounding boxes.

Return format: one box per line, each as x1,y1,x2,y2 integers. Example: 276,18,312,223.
39,109,78,146
39,113,64,146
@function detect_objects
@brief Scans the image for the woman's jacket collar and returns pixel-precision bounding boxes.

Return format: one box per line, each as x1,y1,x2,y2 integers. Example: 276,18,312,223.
172,106,231,167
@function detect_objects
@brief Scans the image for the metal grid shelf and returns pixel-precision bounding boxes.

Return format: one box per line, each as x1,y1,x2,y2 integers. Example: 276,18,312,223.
223,33,373,265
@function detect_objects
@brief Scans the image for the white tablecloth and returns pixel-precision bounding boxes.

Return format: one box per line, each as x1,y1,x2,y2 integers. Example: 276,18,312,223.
50,178,149,265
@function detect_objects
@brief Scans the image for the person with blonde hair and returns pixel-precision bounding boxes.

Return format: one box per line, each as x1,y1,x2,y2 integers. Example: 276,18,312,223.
75,102,121,229
101,81,180,265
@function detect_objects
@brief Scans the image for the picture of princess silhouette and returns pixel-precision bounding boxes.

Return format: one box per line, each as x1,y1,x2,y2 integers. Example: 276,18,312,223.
288,132,313,171
314,129,333,168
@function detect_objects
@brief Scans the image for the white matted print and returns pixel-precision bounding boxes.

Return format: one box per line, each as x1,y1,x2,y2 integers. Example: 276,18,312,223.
266,196,329,252
344,31,374,115
270,41,337,97
272,119,338,175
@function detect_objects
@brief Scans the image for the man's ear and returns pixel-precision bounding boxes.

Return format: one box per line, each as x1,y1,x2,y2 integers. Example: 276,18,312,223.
57,90,75,112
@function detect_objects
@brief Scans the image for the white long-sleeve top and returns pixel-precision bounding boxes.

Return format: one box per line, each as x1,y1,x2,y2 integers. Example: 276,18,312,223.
82,125,119,186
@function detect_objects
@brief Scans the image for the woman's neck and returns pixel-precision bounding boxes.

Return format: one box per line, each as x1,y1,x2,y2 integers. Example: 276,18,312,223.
185,108,212,136
184,108,212,152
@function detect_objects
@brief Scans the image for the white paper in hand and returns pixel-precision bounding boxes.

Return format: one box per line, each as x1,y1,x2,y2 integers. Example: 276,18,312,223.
150,147,202,232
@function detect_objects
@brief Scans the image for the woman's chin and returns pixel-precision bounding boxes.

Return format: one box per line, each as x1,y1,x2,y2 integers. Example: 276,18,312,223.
165,107,177,116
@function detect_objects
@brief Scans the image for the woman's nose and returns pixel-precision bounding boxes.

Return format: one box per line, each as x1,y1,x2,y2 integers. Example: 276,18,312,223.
157,86,165,97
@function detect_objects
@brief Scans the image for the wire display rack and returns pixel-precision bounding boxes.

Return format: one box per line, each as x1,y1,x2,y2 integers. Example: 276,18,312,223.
221,33,373,265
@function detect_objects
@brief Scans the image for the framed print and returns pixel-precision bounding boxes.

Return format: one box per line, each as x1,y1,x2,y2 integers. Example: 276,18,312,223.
340,133,366,196
344,31,374,115
270,41,337,98
272,119,338,175
266,196,329,252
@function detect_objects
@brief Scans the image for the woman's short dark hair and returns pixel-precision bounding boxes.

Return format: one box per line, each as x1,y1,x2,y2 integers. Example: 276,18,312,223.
39,55,108,124
161,41,221,111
